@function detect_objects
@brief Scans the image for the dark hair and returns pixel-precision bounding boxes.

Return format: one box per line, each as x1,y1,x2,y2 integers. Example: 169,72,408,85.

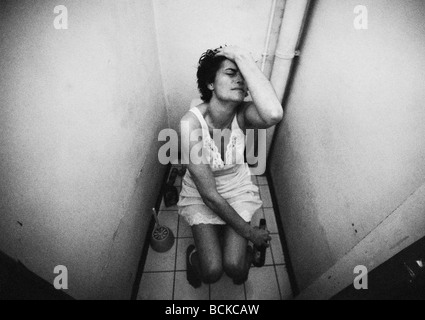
196,48,226,102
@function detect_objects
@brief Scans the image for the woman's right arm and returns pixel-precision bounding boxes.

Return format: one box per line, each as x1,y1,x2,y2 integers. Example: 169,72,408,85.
180,113,270,248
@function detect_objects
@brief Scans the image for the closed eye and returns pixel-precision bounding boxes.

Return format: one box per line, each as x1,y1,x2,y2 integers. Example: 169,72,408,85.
225,68,238,76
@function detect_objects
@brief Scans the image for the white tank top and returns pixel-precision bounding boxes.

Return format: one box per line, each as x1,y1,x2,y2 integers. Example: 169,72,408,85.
189,107,246,171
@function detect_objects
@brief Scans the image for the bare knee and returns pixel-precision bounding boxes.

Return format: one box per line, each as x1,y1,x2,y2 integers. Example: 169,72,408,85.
223,258,248,280
201,262,223,284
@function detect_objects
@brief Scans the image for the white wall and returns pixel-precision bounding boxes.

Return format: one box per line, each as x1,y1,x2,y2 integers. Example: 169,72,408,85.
0,0,167,299
269,0,425,293
153,0,285,131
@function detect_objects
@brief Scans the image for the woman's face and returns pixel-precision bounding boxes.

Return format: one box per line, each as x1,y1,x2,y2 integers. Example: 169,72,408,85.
209,59,247,103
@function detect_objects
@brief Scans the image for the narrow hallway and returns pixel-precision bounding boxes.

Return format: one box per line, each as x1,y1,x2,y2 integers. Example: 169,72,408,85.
137,165,292,300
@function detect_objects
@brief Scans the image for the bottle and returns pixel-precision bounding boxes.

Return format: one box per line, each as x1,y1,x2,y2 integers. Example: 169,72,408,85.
164,168,179,207
252,219,267,267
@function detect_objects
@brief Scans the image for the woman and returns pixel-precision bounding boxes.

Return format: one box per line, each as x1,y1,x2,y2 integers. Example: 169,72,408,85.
177,46,283,287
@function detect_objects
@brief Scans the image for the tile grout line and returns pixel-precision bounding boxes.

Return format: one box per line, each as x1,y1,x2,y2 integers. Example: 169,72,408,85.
143,270,179,274
263,182,288,299
259,180,280,300
269,233,276,263
173,264,277,272
171,214,181,300
261,186,283,300
268,214,284,299
171,243,177,300
171,175,181,300
273,263,283,300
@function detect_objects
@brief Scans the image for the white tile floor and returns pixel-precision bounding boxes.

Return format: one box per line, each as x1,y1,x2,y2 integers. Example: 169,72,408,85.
137,167,293,300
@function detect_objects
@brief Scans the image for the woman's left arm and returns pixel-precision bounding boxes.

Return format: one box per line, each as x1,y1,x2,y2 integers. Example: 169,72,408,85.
216,46,283,128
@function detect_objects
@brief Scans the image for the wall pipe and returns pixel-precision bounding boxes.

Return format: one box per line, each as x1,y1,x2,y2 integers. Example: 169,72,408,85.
261,0,278,73
266,0,311,156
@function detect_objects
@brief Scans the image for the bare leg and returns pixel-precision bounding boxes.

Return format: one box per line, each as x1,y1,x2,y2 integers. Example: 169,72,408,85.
191,224,224,284
222,225,253,284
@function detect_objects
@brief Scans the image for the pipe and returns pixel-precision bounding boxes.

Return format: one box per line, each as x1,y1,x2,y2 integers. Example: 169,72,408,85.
261,0,278,73
266,0,310,156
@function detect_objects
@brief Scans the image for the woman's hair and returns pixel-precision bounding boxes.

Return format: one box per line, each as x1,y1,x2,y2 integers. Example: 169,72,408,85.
196,48,226,102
